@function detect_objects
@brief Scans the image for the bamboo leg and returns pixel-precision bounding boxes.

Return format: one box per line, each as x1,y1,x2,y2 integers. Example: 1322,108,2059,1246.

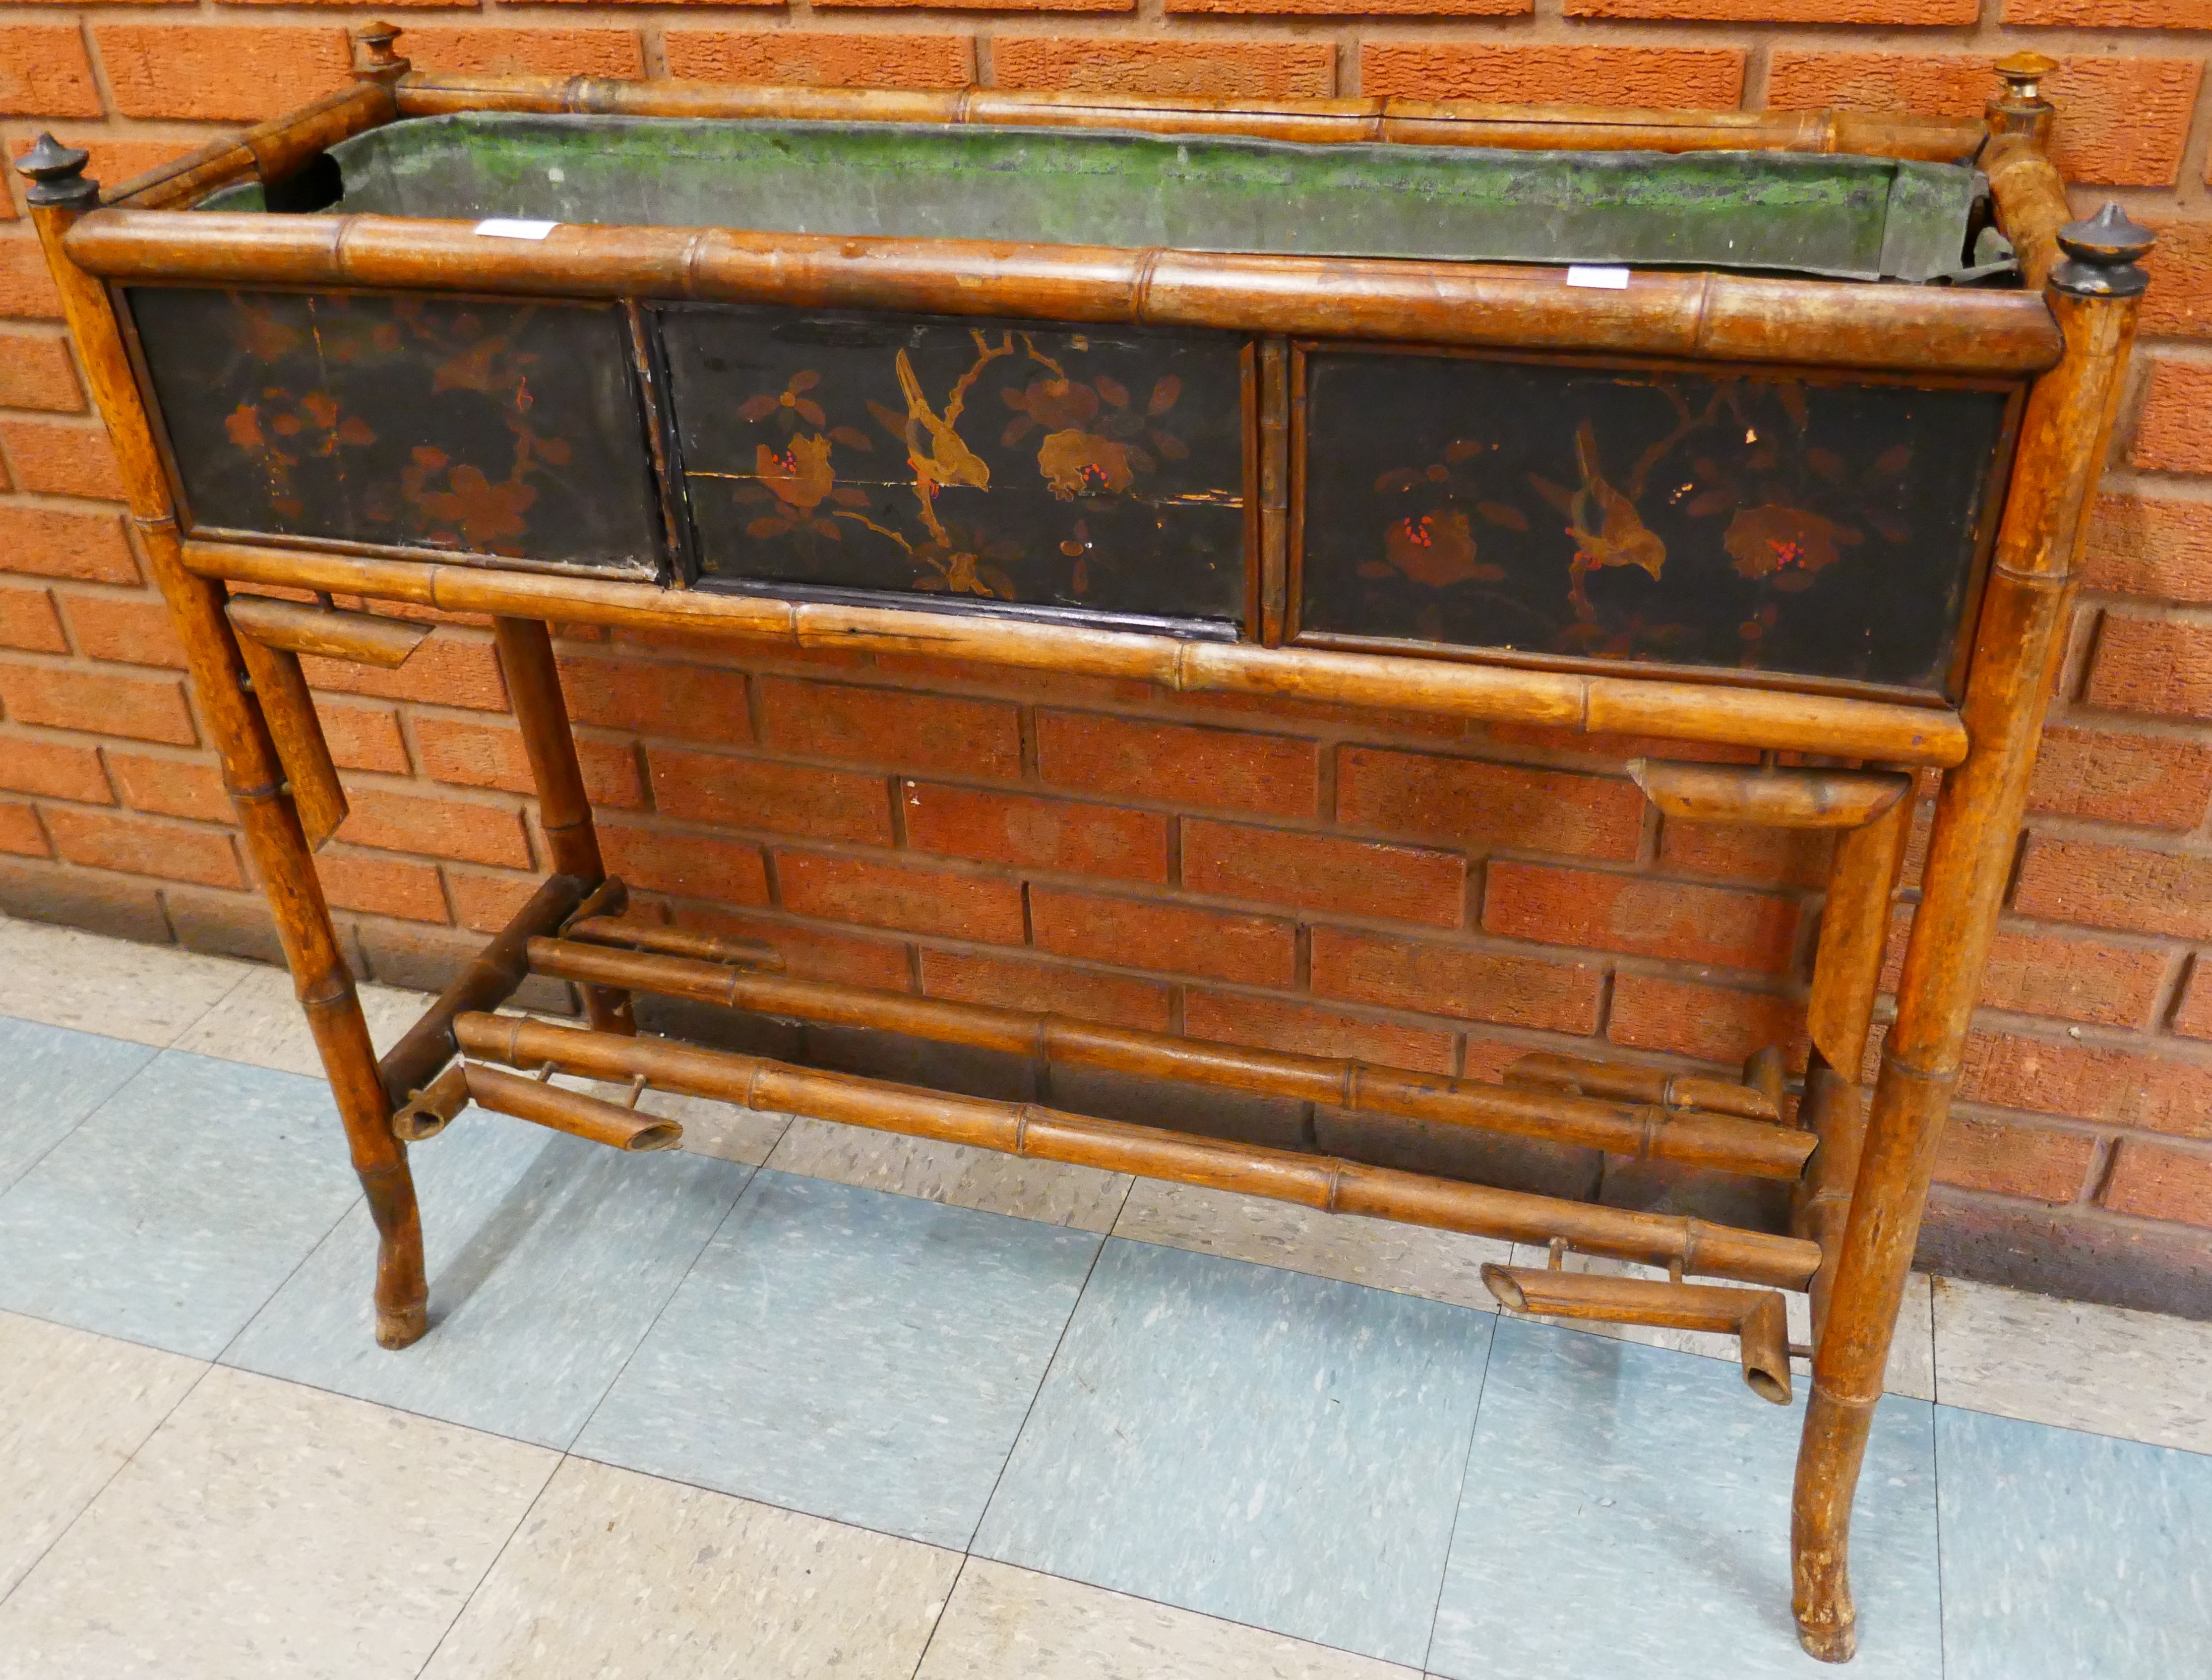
490,616,633,1036
1790,206,2152,1663
17,137,430,1349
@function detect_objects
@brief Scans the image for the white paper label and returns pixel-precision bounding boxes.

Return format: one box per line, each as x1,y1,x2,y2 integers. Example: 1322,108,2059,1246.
1565,265,1631,290
474,219,558,241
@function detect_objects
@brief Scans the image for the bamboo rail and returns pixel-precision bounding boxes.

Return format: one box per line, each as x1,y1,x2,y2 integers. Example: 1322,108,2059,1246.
228,596,430,666
565,917,782,971
1627,761,1911,830
103,81,398,211
229,623,350,850
462,1061,682,1151
456,1011,1824,1289
1483,1265,1794,1404
524,934,1817,1180
1502,1050,1781,1122
181,542,1972,768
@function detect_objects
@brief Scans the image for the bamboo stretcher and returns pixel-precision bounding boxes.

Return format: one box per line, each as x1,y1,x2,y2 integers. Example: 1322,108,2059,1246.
17,34,2153,1662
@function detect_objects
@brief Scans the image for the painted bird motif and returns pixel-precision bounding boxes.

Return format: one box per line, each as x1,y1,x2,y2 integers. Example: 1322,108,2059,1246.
1563,419,1666,619
890,345,996,499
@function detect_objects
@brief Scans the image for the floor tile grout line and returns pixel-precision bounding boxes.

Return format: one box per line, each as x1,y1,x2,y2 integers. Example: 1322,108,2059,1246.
903,1551,973,1680
210,1181,373,1373
1417,1308,1501,1680
1932,1398,1949,1680
407,1448,571,1680
0,1048,163,1205
956,1224,1115,1560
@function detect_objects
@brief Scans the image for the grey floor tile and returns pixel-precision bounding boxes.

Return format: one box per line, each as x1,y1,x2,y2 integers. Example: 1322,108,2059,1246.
0,1309,205,1598
0,913,247,1047
421,1456,962,1680
1429,1318,1940,1680
172,965,431,1079
574,1170,1101,1549
767,1116,1132,1232
974,1238,1493,1669
1937,1405,2212,1680
1116,1179,1510,1310
225,1113,752,1449
0,1366,555,1680
0,1051,362,1357
1932,1275,2212,1452
0,1016,156,1193
918,1558,1421,1680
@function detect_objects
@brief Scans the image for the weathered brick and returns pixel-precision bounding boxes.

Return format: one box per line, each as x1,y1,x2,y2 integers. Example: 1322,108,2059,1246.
96,25,352,124
1658,821,1835,891
780,850,1026,943
1935,1114,2096,1202
334,787,531,869
0,231,61,320
1181,989,1456,1073
825,0,1121,10
44,806,240,888
0,508,137,586
413,713,642,809
903,781,1167,883
0,327,81,411
760,677,1021,780
0,801,47,859
0,584,66,654
1038,710,1318,818
60,593,186,669
1573,0,1969,22
1968,923,2171,1029
665,31,973,90
2005,0,2212,26
2083,493,2212,603
1182,818,1464,928
1484,861,1799,972
2130,359,2212,476
2015,836,2212,941
0,419,125,502
1031,887,1296,985
2103,1138,2212,1228
1310,926,1601,1032
1338,746,1643,861
0,26,104,120
670,903,912,992
600,821,769,907
1360,43,1741,104
651,747,891,844
317,700,410,775
992,37,1334,97
1960,1029,2212,1140
920,947,1171,1031
555,652,746,742
1191,0,1512,13
313,849,449,924
2133,219,2212,340
0,734,108,803
1767,52,2201,187
391,27,646,79
447,869,544,935
106,751,231,824
2084,616,2212,722
2028,723,2212,831
1608,972,1804,1067
0,853,170,941
302,630,506,710
0,663,194,744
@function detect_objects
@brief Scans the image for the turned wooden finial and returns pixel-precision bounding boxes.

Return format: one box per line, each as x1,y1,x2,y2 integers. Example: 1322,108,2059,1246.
1987,50,2059,141
352,20,410,84
2051,203,2156,299
14,132,98,210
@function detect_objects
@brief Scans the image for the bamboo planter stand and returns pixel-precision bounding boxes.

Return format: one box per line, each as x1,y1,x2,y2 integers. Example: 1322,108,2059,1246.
19,35,2151,1662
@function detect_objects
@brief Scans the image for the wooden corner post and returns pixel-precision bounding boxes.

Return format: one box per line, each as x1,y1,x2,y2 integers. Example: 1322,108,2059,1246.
15,135,432,1351
1789,201,2154,1663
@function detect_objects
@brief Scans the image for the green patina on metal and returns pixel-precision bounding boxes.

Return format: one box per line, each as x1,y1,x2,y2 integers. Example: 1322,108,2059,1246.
200,111,1993,282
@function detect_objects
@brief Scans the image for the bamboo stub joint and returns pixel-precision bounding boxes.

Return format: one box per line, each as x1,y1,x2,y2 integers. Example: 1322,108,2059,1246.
2050,204,2155,299
16,133,97,210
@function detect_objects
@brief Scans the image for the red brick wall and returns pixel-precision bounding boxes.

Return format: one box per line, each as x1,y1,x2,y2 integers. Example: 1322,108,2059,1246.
3,3,2210,1309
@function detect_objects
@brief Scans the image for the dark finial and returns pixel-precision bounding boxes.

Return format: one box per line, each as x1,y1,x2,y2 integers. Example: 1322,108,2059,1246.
1993,51,2058,105
2052,202,2156,299
15,132,98,210
352,20,410,84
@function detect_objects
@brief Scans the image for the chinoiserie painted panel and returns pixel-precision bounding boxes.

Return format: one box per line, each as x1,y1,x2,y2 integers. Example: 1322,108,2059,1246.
659,307,1250,628
1295,350,2015,696
127,287,663,576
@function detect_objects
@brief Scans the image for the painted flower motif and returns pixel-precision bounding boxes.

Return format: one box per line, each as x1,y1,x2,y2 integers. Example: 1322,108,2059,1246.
756,433,837,513
1004,377,1101,437
410,462,537,547
1723,503,1846,584
1381,510,1500,589
1037,429,1139,499
739,371,830,431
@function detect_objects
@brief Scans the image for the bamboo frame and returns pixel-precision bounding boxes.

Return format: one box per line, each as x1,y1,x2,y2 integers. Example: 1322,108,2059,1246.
16,49,2154,1664
1501,1050,1781,1122
1482,1265,1794,1405
461,1061,683,1152
525,933,1816,1180
456,1011,1822,1289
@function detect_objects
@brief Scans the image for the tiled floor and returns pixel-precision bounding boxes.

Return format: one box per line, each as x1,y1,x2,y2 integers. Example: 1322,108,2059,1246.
0,910,2207,1678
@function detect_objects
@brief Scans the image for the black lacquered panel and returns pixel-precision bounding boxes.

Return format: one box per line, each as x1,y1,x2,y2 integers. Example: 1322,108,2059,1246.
128,288,662,574
1296,350,2013,695
660,306,1249,627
